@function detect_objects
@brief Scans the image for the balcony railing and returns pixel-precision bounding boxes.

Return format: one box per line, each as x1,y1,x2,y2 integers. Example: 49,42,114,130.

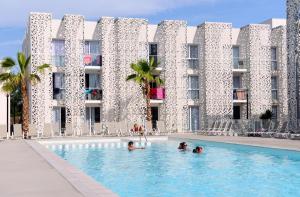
52,55,65,67
53,88,65,100
233,59,245,69
85,89,102,100
84,54,102,67
187,58,199,69
150,88,165,100
233,89,247,100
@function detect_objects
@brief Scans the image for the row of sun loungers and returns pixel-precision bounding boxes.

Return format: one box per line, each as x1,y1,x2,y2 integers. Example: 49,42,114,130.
196,120,300,139
0,120,168,139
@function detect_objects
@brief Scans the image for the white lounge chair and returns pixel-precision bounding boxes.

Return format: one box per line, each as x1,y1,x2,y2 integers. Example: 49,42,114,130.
81,123,90,136
64,123,73,136
0,124,8,139
13,124,23,139
43,123,53,138
156,121,167,135
29,124,38,138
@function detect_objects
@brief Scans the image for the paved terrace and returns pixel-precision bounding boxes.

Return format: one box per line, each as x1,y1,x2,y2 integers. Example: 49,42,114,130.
0,140,118,197
170,133,300,151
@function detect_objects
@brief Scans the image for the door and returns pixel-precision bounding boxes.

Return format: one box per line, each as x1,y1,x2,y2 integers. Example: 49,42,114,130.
233,106,240,119
151,107,159,129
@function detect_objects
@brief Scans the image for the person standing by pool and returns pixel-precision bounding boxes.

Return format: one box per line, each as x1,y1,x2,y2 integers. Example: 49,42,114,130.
193,146,203,154
128,141,145,151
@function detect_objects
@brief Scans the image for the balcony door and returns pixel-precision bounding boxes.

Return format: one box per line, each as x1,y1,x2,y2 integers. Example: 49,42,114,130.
151,107,159,129
233,106,241,119
189,106,200,132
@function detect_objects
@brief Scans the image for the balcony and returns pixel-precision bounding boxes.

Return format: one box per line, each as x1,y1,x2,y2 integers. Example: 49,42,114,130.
233,89,247,103
150,88,165,100
85,89,102,100
233,59,247,73
84,54,102,67
52,55,65,67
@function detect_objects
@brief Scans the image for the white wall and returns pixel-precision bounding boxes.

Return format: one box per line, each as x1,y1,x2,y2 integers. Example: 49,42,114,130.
0,67,9,128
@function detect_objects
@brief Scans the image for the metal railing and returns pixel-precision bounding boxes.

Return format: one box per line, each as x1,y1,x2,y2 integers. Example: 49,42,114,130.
233,89,247,100
84,54,102,67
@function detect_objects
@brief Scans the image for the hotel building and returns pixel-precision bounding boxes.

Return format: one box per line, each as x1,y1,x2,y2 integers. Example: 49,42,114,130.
22,13,289,134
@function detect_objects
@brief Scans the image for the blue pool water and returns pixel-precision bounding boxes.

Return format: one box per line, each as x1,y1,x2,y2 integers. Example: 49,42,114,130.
49,140,300,197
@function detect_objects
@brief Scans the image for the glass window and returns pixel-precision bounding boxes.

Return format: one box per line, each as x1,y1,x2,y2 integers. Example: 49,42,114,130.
52,40,65,67
189,106,200,131
188,76,199,99
232,46,240,68
189,45,198,59
53,73,65,100
233,76,241,89
188,45,199,69
271,47,278,71
149,43,158,66
271,76,278,100
86,74,101,89
272,105,278,119
84,41,101,66
149,44,157,56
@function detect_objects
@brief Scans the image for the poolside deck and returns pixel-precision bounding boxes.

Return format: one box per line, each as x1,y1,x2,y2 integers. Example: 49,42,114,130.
0,135,300,196
170,133,300,151
0,140,118,197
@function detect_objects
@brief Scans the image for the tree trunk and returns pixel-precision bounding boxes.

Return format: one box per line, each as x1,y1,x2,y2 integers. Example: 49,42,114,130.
21,79,29,138
146,82,152,122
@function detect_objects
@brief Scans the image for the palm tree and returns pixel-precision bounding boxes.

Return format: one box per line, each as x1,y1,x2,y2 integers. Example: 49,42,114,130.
0,52,49,138
126,57,164,122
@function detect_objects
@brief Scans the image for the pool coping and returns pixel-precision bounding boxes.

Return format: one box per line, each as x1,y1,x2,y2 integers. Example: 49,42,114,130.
169,134,300,152
26,140,119,197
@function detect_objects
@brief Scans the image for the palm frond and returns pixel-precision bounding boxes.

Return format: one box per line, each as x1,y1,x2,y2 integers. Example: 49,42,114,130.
17,52,26,74
24,55,31,70
155,76,164,86
37,64,50,73
1,77,20,93
0,73,11,81
29,74,41,85
126,74,137,81
1,57,16,68
130,63,141,73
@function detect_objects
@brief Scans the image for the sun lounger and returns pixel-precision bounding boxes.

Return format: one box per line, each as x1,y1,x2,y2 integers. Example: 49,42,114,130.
156,121,167,135
64,123,73,136
208,121,226,136
0,124,8,139
106,122,120,136
207,121,221,136
274,121,289,138
13,124,23,139
41,123,53,138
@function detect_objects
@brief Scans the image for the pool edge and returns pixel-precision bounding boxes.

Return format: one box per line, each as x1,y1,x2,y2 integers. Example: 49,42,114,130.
26,140,119,197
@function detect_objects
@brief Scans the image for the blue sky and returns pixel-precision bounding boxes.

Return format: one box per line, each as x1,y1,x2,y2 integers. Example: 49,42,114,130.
0,0,285,59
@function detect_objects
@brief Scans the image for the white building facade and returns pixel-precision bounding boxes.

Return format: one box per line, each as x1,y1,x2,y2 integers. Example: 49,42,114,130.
22,13,289,134
0,65,10,133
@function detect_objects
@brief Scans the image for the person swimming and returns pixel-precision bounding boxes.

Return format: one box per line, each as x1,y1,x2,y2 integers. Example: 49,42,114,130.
128,141,145,151
178,142,188,151
192,146,203,154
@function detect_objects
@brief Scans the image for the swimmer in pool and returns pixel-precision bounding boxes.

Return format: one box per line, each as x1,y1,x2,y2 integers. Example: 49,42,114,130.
128,141,145,151
178,142,188,151
192,146,203,154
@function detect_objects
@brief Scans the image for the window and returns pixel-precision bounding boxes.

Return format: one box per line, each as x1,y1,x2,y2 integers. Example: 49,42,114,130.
271,76,278,100
188,45,199,69
53,107,66,131
272,105,278,119
149,43,158,66
53,73,65,100
84,41,101,66
189,106,200,131
85,74,102,100
232,46,241,69
188,76,199,99
271,47,278,71
52,40,65,67
233,76,241,89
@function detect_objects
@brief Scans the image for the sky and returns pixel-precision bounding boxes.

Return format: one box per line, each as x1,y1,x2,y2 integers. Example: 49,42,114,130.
0,0,285,59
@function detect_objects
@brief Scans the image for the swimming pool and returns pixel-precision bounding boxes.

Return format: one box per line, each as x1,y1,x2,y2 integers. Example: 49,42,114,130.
46,139,300,197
